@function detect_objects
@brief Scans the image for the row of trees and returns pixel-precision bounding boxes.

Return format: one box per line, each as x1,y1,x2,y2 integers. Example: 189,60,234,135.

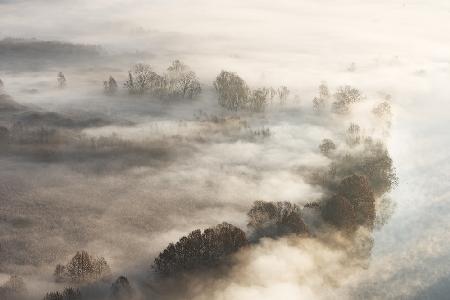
123,60,201,99
43,276,133,300
43,288,81,300
153,200,309,276
312,83,364,114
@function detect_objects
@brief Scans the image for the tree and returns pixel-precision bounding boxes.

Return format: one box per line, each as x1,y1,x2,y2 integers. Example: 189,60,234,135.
321,175,376,231
172,71,201,99
321,195,357,231
313,82,330,113
57,72,66,88
327,141,397,197
153,222,247,275
337,174,376,228
213,71,250,111
247,201,308,240
346,123,361,146
65,251,95,283
111,276,133,299
54,251,111,283
92,256,112,281
268,87,277,102
248,88,269,112
319,138,336,155
319,82,330,99
124,63,163,95
372,101,391,118
54,264,66,282
277,86,289,104
165,60,201,99
332,85,362,114
312,97,326,113
104,76,118,95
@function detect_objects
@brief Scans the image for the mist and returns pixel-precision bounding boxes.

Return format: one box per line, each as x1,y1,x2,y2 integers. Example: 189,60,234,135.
1,1,449,299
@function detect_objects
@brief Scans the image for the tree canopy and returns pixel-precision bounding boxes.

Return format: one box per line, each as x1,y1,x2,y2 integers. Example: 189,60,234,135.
153,222,247,276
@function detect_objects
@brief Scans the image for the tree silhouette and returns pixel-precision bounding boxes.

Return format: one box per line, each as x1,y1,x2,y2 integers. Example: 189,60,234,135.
111,276,133,299
247,201,309,240
153,222,247,275
104,76,118,95
54,251,111,283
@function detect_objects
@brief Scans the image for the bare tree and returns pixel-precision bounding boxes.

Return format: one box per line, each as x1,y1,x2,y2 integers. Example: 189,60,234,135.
124,63,163,95
332,85,362,114
172,70,201,99
166,60,202,99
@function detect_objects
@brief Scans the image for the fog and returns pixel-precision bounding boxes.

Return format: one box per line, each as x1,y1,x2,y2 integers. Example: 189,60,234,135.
1,1,449,299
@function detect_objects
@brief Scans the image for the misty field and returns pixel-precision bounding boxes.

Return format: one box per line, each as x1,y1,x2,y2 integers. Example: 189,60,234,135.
1,1,450,300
